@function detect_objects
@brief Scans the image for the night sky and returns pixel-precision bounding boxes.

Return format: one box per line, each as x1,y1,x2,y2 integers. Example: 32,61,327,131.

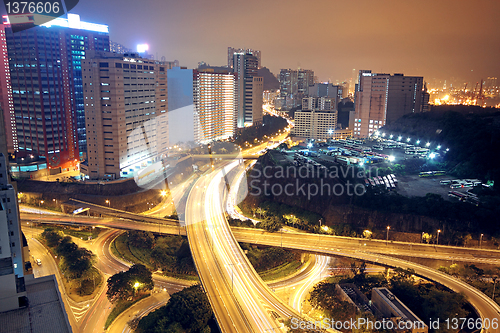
6,0,500,85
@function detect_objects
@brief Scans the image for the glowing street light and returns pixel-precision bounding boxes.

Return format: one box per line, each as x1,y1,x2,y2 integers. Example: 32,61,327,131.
381,133,386,137
388,156,395,162
160,190,167,197
437,145,441,150
389,135,393,139
407,138,411,142
386,226,391,245
437,229,441,245
398,136,402,141
416,140,420,145
105,200,110,207
426,142,430,147
429,153,436,159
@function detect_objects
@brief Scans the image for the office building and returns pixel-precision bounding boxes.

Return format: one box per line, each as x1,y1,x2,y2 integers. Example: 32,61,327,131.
279,69,314,107
0,24,16,153
232,52,263,127
1,13,109,168
294,97,337,140
81,51,170,180
110,40,131,54
353,70,423,138
168,67,236,144
228,47,261,69
0,153,27,312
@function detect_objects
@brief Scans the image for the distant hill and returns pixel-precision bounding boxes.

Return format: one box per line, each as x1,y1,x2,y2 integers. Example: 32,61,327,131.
257,67,280,91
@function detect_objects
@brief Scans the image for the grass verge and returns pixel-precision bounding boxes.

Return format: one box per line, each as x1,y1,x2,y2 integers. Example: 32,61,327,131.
111,233,199,281
258,260,304,282
104,294,149,330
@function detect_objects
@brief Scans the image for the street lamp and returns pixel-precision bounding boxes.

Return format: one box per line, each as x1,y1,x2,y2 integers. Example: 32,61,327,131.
386,226,390,245
105,200,110,207
480,234,484,248
426,142,431,147
437,229,441,245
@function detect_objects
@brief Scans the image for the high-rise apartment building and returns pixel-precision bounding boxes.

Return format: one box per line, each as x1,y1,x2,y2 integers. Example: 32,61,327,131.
110,40,131,54
232,52,263,127
1,14,109,168
0,153,27,312
81,51,170,180
353,70,423,138
167,67,237,144
294,97,337,140
228,47,261,69
279,69,314,107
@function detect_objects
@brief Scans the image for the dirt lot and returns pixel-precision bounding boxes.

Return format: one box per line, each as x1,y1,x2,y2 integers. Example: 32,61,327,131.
396,174,456,200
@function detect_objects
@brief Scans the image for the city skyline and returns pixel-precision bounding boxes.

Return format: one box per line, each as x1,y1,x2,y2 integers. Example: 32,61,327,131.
8,0,497,85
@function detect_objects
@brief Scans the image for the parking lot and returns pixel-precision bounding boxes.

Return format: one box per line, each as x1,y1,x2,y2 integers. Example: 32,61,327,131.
396,174,455,199
279,138,469,201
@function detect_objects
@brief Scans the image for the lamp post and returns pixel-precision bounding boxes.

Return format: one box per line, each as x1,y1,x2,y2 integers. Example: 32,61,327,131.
437,229,441,245
480,234,484,248
105,200,110,208
386,226,390,245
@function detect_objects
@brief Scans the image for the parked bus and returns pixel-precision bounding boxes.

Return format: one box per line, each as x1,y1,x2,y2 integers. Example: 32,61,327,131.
419,171,434,177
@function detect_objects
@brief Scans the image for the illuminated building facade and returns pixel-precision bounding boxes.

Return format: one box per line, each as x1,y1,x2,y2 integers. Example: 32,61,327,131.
1,14,109,169
279,69,314,107
193,69,237,144
167,67,237,145
232,52,263,127
110,40,131,54
81,51,171,180
354,70,423,137
0,24,16,153
294,97,338,140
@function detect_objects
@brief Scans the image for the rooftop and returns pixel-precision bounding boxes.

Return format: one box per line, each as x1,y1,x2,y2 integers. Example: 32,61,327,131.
0,275,72,333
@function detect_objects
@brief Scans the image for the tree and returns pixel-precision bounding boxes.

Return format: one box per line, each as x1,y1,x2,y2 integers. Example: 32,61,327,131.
128,231,155,249
63,247,93,279
42,228,63,248
136,285,212,333
106,264,153,302
107,271,132,302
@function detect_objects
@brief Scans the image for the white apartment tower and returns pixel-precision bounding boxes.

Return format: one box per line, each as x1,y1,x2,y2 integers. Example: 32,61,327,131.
0,153,27,312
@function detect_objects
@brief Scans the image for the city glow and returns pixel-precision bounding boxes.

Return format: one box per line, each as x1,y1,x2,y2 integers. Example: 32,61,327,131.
137,44,149,53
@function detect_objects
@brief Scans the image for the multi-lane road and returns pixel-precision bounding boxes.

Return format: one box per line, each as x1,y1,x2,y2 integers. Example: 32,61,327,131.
18,125,500,333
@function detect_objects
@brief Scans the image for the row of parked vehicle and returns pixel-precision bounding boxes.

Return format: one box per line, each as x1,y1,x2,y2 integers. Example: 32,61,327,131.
448,190,480,206
365,174,398,190
440,179,481,188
